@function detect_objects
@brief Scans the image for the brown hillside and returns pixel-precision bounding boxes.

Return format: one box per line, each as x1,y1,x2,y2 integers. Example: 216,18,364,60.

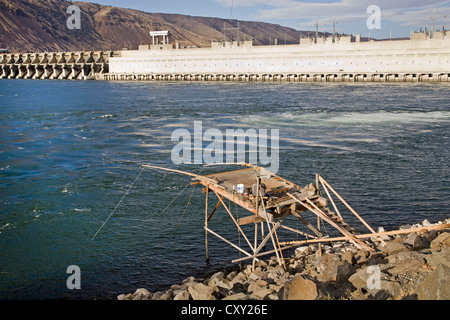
0,0,317,52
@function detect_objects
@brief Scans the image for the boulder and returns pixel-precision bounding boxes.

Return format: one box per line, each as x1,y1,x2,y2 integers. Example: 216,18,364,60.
354,250,369,265
279,276,318,300
248,269,268,281
430,232,450,251
385,242,411,255
336,262,357,285
229,272,248,293
386,250,424,264
348,267,370,289
250,287,273,300
222,293,248,300
295,246,311,256
152,290,173,300
132,288,152,300
188,283,216,300
117,293,133,300
341,250,356,265
417,263,450,300
388,258,424,274
425,246,450,268
404,233,430,250
173,289,190,300
369,280,402,300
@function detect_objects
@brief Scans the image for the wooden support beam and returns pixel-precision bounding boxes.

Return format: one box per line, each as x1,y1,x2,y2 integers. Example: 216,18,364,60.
214,190,255,252
318,175,385,245
319,176,343,221
291,208,323,237
237,215,265,226
287,193,374,252
207,195,224,222
280,223,450,246
205,227,258,262
205,186,209,263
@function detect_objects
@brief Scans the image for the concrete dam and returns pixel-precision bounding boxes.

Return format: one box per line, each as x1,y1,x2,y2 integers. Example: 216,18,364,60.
0,51,113,80
2,31,450,82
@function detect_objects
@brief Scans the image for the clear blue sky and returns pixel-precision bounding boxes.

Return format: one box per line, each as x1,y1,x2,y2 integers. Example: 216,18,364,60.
78,0,450,39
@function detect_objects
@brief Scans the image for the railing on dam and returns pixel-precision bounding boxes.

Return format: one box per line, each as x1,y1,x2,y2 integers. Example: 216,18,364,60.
0,51,114,80
101,72,450,82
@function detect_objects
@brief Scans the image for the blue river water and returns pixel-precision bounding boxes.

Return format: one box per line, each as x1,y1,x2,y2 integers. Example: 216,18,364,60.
0,80,449,299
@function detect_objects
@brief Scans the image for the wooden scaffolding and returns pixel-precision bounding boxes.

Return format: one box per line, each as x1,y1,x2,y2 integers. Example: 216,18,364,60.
143,163,447,270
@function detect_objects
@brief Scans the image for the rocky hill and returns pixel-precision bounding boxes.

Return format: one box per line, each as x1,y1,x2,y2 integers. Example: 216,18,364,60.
0,0,318,52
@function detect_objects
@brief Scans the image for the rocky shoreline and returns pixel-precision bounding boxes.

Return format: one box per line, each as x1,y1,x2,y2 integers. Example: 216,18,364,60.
118,219,450,301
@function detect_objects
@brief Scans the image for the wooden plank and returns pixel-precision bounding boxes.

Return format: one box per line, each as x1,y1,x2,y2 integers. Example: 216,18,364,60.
143,164,218,185
319,177,343,221
207,195,225,222
291,209,323,237
288,193,374,252
204,182,257,214
319,175,385,245
214,190,255,252
205,186,209,263
280,223,450,246
205,227,258,261
238,215,265,226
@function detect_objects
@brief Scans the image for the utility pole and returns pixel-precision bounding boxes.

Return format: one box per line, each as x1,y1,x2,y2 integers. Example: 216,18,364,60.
432,8,437,39
223,22,241,42
332,18,337,43
315,20,319,44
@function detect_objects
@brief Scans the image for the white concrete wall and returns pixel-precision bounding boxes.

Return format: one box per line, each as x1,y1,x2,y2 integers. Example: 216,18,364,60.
109,34,450,75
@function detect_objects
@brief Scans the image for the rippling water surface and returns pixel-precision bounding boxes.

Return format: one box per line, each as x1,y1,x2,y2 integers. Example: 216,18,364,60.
0,80,449,299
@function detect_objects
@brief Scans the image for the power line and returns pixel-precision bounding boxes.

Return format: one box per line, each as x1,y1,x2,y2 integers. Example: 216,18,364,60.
230,0,234,19
257,0,271,20
280,1,302,25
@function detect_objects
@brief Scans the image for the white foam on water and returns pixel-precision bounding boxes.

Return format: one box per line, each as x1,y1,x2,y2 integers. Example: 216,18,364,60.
242,111,450,128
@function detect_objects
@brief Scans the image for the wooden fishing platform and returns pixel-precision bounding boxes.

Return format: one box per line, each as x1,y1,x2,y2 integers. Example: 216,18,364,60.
143,163,449,270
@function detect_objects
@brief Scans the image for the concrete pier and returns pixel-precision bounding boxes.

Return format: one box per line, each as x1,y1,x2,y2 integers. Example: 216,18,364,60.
0,51,113,80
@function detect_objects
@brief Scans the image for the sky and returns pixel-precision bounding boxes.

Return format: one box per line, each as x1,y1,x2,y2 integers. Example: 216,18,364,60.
79,0,450,39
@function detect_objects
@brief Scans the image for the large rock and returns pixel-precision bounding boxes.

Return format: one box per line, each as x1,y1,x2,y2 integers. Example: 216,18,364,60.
279,276,318,300
369,280,402,300
404,233,430,250
388,258,424,274
188,283,216,300
430,232,450,251
173,290,190,300
250,287,273,300
229,272,248,293
336,262,357,285
132,288,152,300
385,242,411,255
348,267,370,289
341,250,356,265
417,264,450,300
222,293,248,300
426,246,450,268
317,255,354,283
